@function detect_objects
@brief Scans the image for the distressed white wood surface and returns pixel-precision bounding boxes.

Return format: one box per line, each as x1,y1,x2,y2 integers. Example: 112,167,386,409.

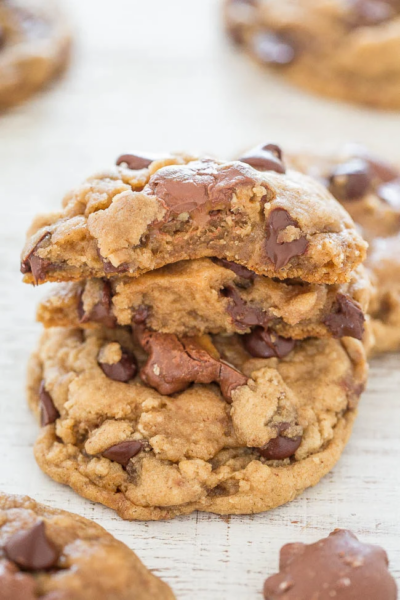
0,0,400,597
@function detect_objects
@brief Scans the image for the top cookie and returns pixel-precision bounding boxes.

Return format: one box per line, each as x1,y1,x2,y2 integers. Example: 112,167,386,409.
20,151,367,286
224,0,400,109
0,492,175,599
0,0,71,109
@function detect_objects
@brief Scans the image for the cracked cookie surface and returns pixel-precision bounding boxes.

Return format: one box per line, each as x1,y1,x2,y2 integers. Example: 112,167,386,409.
0,0,71,109
289,144,400,354
36,258,370,341
20,153,366,286
27,325,367,520
224,0,400,109
0,492,175,599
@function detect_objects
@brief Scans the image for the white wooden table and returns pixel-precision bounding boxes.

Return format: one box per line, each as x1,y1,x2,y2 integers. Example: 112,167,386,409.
0,1,399,597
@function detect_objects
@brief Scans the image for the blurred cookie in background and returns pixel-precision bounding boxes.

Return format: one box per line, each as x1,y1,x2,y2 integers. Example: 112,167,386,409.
288,143,400,354
224,0,400,109
0,0,71,110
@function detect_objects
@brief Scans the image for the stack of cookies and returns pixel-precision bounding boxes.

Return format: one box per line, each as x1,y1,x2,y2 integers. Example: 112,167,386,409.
21,146,370,520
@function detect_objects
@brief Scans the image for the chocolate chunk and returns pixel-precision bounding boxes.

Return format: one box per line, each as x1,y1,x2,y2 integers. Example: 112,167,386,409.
243,327,295,359
39,381,60,427
251,31,296,66
78,280,116,328
132,305,149,324
0,562,36,600
5,522,59,571
219,360,250,401
258,423,302,461
263,529,398,600
145,160,258,223
238,143,286,174
265,208,308,270
99,349,137,382
324,293,365,340
329,159,372,201
102,440,143,467
138,329,247,401
116,153,154,170
222,286,268,330
20,233,51,285
377,179,400,209
212,258,256,281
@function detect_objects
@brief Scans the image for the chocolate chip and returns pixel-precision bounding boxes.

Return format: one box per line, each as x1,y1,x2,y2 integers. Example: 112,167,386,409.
116,153,154,170
377,179,400,209
329,159,372,201
344,144,400,182
78,281,116,328
251,31,296,66
263,529,398,600
99,349,137,382
222,286,269,330
365,155,399,183
226,0,258,45
238,143,286,174
349,0,396,25
265,208,308,270
138,329,247,401
102,440,143,467
0,562,36,600
0,25,6,50
212,258,256,281
324,293,365,340
132,305,149,324
243,327,295,359
145,160,258,224
258,423,302,461
5,522,59,571
20,233,51,284
97,249,129,275
39,381,60,427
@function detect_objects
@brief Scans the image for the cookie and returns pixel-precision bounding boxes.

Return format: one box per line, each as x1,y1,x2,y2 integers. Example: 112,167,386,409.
0,492,175,599
288,143,400,354
224,0,400,109
27,324,367,520
0,0,71,109
20,151,367,286
263,529,397,600
36,258,370,342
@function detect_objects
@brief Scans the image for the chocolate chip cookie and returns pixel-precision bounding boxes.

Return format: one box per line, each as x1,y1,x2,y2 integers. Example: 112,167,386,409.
289,143,400,354
263,529,397,600
224,0,400,109
36,258,370,342
27,324,367,520
0,492,175,599
20,152,367,286
0,0,71,109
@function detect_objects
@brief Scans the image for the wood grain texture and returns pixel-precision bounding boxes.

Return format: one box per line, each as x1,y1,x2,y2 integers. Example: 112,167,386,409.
0,0,399,598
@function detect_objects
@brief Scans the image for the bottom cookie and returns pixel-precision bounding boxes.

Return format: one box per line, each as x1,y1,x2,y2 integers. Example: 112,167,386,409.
27,326,367,520
0,492,175,599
